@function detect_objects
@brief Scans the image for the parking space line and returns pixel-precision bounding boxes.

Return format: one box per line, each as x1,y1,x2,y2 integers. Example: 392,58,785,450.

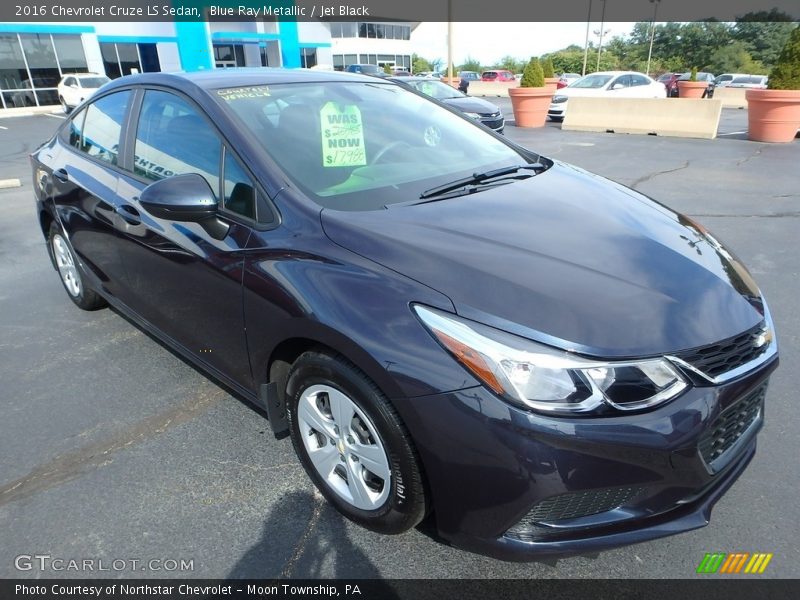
44,113,65,119
718,131,747,136
0,125,7,130
0,178,22,189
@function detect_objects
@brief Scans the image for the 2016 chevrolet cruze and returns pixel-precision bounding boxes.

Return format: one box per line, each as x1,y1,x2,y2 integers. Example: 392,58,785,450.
31,69,778,560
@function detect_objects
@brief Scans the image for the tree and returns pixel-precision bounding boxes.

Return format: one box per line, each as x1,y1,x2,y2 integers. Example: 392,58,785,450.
412,53,432,74
734,11,796,70
520,57,544,87
541,46,585,75
768,25,800,89
458,56,482,73
541,57,555,78
708,41,765,74
496,55,523,73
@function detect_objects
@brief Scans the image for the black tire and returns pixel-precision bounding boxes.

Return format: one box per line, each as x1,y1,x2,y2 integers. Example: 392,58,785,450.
47,222,106,311
60,96,71,114
286,351,428,534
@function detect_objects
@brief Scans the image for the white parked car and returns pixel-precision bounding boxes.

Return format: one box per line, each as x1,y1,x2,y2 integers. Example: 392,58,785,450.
728,75,768,89
57,73,111,113
548,71,666,121
714,73,749,88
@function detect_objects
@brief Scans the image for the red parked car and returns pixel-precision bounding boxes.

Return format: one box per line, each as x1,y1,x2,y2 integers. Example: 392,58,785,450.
658,72,681,97
481,70,515,82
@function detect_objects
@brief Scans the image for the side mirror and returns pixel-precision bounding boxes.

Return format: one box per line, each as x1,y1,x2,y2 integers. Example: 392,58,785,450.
139,173,218,222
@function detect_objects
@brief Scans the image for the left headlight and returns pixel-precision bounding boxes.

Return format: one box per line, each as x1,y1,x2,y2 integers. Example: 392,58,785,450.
551,96,568,104
414,305,687,415
462,112,481,119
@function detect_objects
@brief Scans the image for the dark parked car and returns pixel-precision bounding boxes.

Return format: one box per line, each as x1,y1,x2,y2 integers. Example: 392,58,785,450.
32,70,778,561
390,76,505,133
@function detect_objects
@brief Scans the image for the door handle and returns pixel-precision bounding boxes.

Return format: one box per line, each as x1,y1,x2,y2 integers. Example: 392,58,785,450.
53,168,69,183
116,204,141,226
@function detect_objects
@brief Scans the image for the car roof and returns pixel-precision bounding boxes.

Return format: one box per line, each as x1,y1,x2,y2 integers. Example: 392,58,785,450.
100,68,380,94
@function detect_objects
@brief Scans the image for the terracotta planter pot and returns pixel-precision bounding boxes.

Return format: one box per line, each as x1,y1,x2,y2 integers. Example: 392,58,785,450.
677,81,708,98
508,86,554,128
544,77,559,91
746,88,800,143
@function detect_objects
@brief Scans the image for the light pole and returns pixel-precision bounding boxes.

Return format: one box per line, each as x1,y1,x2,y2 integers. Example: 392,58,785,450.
646,0,661,76
447,0,453,81
594,28,611,71
582,0,593,76
595,0,608,72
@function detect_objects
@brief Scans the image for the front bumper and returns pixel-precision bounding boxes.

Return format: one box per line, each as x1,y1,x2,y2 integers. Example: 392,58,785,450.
398,357,777,561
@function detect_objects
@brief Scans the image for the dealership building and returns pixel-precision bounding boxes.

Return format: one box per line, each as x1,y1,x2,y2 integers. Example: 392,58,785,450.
0,19,419,109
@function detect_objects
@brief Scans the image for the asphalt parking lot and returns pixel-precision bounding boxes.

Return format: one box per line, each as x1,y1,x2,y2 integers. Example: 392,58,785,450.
1,109,798,579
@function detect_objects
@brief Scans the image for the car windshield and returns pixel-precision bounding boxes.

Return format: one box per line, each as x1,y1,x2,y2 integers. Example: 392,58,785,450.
570,74,613,88
407,80,463,100
217,81,528,211
79,76,110,88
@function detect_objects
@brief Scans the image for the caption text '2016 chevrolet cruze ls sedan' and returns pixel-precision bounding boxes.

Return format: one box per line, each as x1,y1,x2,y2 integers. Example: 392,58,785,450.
31,70,778,561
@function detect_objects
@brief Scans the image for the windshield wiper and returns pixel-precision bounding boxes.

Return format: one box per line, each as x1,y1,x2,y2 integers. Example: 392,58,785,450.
418,163,546,201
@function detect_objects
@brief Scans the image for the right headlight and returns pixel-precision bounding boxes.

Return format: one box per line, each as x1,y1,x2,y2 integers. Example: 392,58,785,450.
414,305,687,415
551,96,568,104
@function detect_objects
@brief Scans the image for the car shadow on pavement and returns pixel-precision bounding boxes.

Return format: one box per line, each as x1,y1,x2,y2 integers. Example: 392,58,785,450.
227,489,400,587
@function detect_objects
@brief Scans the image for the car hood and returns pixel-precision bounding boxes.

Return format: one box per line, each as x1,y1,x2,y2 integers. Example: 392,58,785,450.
320,162,764,357
441,96,500,114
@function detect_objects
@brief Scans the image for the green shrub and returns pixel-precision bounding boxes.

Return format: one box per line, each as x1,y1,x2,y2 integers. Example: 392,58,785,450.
383,64,392,75
690,66,698,81
768,25,800,90
520,57,545,88
542,57,555,79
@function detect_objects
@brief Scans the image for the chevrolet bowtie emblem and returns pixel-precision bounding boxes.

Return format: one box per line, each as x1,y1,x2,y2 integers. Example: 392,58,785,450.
755,327,772,348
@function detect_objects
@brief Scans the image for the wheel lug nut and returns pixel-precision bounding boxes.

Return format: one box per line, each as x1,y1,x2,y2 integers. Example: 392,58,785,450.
351,455,359,463
330,438,336,446
339,454,345,462
346,436,354,444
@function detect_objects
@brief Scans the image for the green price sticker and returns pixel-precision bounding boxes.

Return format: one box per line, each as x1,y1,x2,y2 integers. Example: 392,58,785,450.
320,102,367,168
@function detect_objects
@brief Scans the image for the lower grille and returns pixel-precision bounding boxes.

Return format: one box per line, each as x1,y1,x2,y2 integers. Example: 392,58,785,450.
699,383,766,469
506,486,645,540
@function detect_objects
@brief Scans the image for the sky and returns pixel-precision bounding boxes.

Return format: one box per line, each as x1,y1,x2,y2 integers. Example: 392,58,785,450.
411,22,638,67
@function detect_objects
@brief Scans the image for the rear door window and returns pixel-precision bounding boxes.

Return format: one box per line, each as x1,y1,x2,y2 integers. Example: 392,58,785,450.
80,90,131,166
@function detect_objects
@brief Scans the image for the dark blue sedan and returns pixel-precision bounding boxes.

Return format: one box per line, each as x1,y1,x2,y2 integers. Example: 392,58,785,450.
31,69,778,560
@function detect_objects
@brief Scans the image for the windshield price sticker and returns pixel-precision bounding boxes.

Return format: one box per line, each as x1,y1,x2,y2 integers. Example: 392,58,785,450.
217,86,271,101
320,102,367,167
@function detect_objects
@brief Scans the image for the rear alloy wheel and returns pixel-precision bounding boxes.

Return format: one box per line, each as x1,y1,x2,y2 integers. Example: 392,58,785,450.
286,351,428,534
48,222,106,310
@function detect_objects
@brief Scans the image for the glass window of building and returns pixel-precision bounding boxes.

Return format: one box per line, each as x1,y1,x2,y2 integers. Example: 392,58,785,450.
53,36,88,73
333,55,344,71
358,23,367,38
19,33,60,104
300,48,317,69
342,23,357,37
0,33,90,108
